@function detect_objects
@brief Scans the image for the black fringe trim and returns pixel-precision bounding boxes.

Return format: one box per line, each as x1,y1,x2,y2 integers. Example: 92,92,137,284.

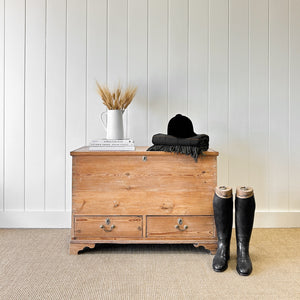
147,144,204,162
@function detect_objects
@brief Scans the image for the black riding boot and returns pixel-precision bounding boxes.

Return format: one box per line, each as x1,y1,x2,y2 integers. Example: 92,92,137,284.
212,186,233,272
235,186,256,276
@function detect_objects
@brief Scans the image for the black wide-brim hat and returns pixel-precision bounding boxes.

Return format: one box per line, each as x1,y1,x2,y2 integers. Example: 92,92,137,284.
167,114,197,138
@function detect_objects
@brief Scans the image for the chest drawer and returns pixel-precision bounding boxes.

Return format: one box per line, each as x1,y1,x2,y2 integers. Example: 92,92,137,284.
74,216,143,239
146,216,215,239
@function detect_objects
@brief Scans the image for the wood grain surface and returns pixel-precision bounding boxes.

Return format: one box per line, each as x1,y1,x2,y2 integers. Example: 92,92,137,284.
72,155,216,215
146,216,215,238
71,146,219,156
74,215,143,239
70,148,218,254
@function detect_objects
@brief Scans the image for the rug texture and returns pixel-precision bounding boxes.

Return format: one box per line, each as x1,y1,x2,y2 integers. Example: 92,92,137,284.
0,228,299,299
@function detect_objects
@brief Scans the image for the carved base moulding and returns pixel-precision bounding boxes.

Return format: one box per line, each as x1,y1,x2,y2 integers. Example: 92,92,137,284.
69,240,217,255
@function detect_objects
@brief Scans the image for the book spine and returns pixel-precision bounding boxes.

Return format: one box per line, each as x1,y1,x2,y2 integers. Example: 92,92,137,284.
90,143,134,147
90,139,134,145
89,146,135,151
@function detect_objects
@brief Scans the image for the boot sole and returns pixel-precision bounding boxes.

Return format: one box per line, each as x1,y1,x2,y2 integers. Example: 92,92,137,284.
213,265,228,272
236,267,252,276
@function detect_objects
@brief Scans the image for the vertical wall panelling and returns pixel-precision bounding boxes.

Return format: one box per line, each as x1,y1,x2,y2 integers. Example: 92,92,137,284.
249,0,269,210
25,0,46,211
228,0,249,186
188,0,209,134
1,0,300,227
269,0,289,211
107,0,128,85
65,0,87,211
208,0,229,185
4,0,25,210
168,0,188,118
0,0,4,211
45,0,67,211
289,0,300,211
127,0,148,145
107,0,128,136
86,0,107,143
148,0,168,143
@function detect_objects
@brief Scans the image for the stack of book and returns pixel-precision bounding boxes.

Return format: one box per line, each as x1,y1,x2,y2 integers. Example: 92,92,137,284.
89,138,135,151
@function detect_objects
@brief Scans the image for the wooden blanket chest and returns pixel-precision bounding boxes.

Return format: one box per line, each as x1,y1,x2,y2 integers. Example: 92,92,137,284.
70,146,218,254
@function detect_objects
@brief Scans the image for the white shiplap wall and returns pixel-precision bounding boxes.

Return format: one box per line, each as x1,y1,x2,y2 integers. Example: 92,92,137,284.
0,0,299,228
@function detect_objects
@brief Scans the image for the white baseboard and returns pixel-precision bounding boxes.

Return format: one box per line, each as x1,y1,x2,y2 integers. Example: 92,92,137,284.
253,211,300,228
0,211,299,228
0,211,71,228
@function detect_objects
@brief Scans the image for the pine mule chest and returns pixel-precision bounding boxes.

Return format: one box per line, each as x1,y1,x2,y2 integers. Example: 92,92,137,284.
70,146,219,255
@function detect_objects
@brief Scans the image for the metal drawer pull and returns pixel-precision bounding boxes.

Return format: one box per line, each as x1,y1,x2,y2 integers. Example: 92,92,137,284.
100,218,115,232
100,224,116,232
175,224,188,231
175,218,188,231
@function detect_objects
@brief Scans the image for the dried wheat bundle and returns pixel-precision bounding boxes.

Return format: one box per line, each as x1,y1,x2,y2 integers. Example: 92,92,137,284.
96,81,137,110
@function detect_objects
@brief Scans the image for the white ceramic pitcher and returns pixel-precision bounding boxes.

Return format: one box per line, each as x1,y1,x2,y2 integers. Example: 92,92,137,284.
100,109,125,139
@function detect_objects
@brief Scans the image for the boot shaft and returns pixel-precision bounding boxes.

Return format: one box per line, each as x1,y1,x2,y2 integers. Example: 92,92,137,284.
212,186,233,272
235,186,256,241
213,186,233,242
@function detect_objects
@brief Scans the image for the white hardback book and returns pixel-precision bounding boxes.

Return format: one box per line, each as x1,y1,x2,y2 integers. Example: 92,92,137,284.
89,146,135,151
90,138,134,146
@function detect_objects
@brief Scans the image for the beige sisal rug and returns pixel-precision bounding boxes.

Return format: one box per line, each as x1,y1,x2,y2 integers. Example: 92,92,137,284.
0,228,299,299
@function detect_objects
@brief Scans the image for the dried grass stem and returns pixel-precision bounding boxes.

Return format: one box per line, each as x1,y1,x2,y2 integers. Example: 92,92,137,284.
96,82,137,110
